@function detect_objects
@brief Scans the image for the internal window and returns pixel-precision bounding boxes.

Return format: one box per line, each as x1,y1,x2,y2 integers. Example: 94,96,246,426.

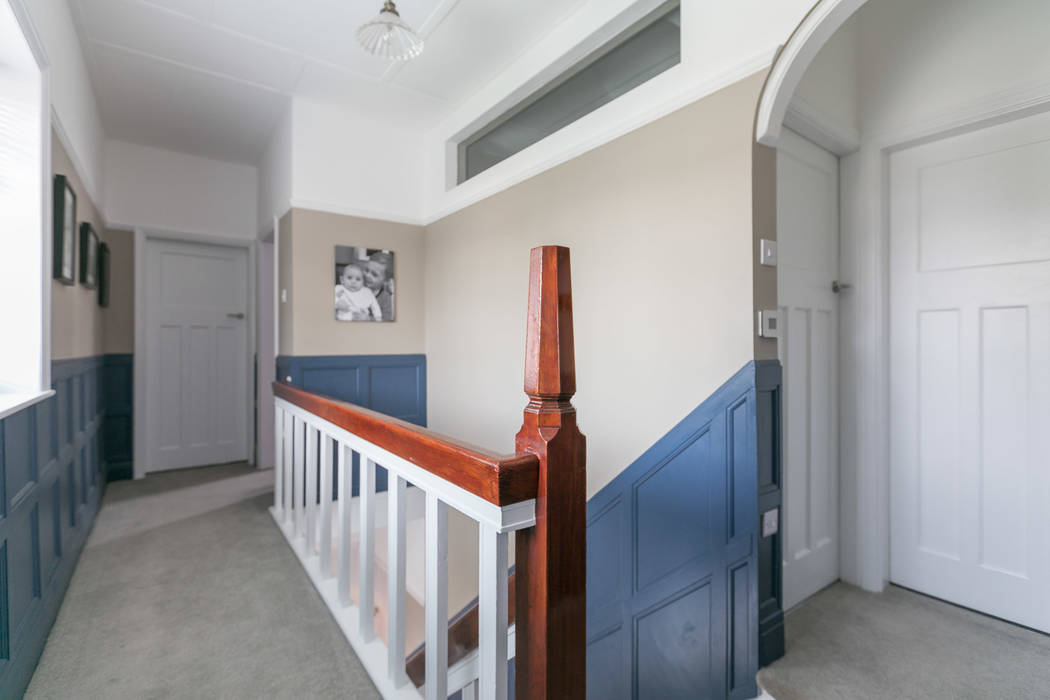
457,3,681,184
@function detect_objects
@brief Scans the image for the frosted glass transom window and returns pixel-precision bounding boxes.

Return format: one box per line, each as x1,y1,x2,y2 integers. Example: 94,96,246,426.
457,4,681,184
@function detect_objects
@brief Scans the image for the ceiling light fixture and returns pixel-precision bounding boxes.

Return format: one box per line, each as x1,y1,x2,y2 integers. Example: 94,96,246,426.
356,1,424,61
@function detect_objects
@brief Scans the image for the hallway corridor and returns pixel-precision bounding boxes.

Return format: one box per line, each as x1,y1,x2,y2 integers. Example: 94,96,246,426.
25,464,381,699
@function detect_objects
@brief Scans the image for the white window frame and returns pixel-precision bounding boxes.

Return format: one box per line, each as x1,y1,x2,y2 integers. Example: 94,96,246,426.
0,0,53,420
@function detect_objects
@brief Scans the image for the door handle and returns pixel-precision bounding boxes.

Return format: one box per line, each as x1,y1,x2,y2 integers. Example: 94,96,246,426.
831,280,852,294
227,312,245,319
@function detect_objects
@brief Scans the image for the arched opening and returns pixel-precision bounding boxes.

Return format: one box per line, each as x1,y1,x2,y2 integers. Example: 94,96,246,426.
756,0,1050,689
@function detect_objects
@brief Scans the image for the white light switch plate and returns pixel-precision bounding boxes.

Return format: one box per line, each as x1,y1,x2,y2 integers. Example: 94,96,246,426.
762,508,779,538
760,239,777,266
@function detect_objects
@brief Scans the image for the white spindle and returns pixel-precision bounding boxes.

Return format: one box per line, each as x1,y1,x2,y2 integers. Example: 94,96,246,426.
269,396,537,700
387,475,407,687
425,492,449,700
478,524,509,700
293,416,305,535
283,411,293,522
273,405,283,515
306,424,319,552
319,434,333,578
359,457,376,642
337,443,354,606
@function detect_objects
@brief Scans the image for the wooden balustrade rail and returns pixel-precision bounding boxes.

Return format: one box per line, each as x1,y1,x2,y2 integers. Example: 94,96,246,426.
272,382,539,507
270,245,585,700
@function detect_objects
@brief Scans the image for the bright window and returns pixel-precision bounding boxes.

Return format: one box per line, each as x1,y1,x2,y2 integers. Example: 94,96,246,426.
457,3,681,184
0,0,51,418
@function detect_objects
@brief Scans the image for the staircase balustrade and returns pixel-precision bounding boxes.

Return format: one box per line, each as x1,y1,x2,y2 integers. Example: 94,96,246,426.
270,246,585,700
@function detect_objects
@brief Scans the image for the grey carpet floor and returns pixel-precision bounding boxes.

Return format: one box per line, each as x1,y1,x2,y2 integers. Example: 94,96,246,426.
758,582,1050,700
25,463,381,699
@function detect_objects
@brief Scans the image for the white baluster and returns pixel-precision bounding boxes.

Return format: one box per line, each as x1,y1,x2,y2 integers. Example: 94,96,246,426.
319,434,333,578
425,492,448,700
306,423,318,553
282,411,293,524
359,457,376,641
273,405,283,515
387,475,407,687
337,443,353,607
478,523,509,700
292,416,304,536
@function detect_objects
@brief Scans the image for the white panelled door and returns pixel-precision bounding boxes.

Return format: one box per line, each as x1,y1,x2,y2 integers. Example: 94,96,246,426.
777,128,840,610
890,110,1050,633
145,238,249,472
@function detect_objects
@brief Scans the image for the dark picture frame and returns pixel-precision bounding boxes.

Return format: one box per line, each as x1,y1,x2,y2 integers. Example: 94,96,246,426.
98,242,110,307
52,174,77,285
79,222,100,289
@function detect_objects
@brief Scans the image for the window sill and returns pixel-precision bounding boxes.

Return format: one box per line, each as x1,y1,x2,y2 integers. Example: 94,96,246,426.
0,388,55,421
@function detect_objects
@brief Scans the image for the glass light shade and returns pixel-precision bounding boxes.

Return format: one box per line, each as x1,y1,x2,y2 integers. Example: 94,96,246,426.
356,2,424,61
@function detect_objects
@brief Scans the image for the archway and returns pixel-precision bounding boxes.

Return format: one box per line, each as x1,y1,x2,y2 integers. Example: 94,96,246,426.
754,0,1050,643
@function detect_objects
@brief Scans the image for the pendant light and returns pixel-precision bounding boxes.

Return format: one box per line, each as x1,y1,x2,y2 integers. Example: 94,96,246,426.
356,1,424,61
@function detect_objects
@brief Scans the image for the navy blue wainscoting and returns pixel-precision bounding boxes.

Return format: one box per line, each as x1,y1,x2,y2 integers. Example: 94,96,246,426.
0,357,105,698
102,354,134,481
276,354,426,495
586,361,775,700
755,361,784,666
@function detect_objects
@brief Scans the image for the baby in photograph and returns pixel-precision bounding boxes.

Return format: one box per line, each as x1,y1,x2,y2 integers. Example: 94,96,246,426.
335,263,382,321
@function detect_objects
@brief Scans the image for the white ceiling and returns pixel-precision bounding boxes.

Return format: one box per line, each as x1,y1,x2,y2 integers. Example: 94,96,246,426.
67,0,589,165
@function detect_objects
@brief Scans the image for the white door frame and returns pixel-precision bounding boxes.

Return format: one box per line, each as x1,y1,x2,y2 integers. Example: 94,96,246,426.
759,0,1050,593
771,86,1050,594
133,227,258,479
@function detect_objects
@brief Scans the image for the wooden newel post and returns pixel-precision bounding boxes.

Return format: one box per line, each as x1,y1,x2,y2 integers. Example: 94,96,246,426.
515,246,586,700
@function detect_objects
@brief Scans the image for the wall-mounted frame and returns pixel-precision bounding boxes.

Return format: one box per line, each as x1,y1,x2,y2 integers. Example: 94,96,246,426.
53,173,77,285
80,222,99,289
98,242,110,307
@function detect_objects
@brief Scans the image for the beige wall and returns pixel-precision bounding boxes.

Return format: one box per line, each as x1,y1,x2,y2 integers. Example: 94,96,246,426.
51,132,106,361
278,209,294,356
752,143,778,361
278,208,426,357
102,228,134,354
425,73,765,498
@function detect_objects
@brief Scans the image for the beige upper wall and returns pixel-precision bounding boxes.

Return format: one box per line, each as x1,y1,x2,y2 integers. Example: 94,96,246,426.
279,208,426,357
51,131,106,361
278,209,294,356
425,73,765,498
102,228,134,354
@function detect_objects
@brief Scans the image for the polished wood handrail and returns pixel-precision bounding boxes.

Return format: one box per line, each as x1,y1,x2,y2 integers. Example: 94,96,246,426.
272,382,538,507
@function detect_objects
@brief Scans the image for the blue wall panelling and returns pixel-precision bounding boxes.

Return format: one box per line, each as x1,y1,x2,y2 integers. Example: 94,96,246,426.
755,361,784,666
0,357,105,698
586,361,775,700
277,354,426,497
102,354,133,481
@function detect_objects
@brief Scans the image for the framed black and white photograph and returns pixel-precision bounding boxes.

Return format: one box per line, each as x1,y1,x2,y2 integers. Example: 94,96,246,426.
98,242,110,307
334,246,395,322
53,174,77,285
80,222,100,289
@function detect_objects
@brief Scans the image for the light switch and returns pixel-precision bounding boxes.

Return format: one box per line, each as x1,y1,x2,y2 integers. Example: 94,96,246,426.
281,289,287,303
760,239,777,267
757,310,780,338
762,508,779,538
